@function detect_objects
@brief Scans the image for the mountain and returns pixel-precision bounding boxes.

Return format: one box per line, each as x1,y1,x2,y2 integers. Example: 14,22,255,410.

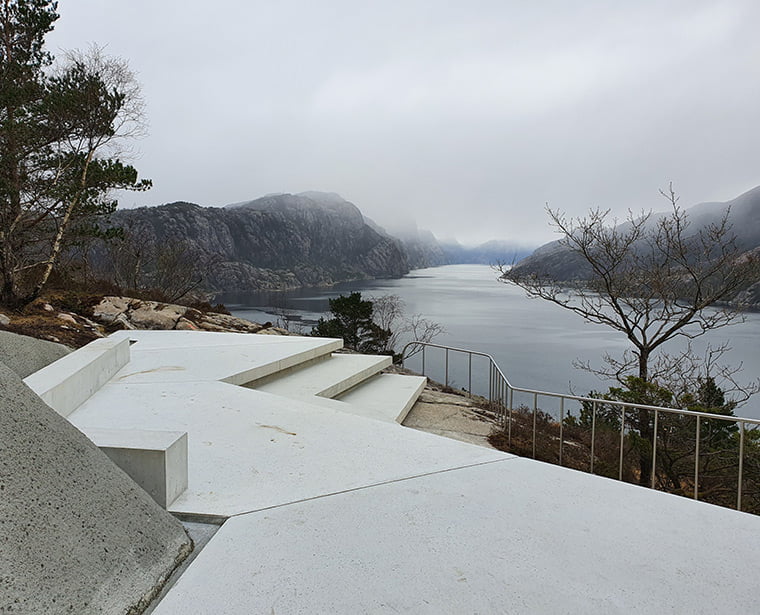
105,192,409,291
510,184,760,305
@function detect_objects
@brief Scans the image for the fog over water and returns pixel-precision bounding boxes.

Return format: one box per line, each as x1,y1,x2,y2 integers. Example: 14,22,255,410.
220,265,760,419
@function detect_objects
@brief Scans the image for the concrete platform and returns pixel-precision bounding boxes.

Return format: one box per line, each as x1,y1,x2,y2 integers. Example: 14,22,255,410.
250,352,392,399
106,329,342,386
337,373,427,423
69,380,505,518
30,330,760,613
152,458,760,614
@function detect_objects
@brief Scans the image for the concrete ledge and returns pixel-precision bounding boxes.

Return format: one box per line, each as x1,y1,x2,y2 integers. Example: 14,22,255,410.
338,374,428,423
252,353,392,399
84,428,188,509
221,338,343,386
24,337,130,417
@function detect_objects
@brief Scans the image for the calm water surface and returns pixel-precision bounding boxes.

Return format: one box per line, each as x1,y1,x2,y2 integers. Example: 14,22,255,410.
219,265,760,419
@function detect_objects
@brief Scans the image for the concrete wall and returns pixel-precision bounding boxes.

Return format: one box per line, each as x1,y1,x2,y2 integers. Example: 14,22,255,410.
24,336,130,417
0,330,69,379
0,363,192,614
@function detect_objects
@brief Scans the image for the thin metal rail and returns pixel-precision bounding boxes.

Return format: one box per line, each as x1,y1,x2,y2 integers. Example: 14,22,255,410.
402,341,760,512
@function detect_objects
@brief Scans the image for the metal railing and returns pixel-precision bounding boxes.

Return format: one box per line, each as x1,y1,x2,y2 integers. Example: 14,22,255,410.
402,341,760,513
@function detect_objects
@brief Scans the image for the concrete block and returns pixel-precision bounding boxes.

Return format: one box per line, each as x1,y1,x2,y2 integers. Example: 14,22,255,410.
84,428,189,508
24,336,130,416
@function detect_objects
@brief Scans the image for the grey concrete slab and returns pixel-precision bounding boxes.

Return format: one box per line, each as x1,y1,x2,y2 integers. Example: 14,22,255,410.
24,336,130,416
153,458,760,614
69,380,508,518
105,330,342,386
85,428,189,508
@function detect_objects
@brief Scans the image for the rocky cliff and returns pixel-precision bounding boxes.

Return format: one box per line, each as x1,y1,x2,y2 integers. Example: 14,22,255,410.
106,192,409,291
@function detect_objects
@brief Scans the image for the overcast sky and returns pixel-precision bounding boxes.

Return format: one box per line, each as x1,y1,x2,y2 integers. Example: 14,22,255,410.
47,1,760,246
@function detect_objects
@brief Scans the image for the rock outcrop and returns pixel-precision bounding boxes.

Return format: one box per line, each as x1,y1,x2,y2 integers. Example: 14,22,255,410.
92,296,289,334
0,335,192,614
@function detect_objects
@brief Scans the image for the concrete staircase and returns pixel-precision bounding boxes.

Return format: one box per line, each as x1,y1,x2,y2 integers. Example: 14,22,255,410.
247,351,427,424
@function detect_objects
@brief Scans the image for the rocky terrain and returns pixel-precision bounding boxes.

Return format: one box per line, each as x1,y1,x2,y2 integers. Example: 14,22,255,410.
0,296,289,349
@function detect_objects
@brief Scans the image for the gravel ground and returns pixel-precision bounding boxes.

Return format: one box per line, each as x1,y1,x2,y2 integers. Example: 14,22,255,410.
402,387,498,448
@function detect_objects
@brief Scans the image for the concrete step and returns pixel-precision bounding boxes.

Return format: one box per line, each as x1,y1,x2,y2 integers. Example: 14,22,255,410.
336,373,427,424
251,353,392,399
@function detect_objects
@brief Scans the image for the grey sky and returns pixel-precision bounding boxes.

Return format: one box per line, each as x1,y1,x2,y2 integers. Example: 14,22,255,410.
47,1,760,245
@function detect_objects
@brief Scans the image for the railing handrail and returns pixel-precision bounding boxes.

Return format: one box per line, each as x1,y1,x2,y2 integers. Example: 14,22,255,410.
404,340,759,512
401,340,760,425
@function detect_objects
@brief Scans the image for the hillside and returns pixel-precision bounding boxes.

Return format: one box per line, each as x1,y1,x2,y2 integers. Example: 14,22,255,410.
510,185,760,305
98,191,528,294
105,192,409,291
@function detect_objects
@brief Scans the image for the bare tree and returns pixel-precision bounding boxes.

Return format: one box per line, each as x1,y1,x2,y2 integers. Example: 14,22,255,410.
371,293,444,360
502,185,759,384
501,185,760,485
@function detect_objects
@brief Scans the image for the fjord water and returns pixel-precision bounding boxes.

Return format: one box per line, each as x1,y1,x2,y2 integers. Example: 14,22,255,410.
221,265,760,419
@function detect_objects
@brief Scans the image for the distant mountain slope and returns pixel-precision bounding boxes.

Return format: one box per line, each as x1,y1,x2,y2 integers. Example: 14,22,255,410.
107,192,409,291
510,184,760,305
440,239,534,265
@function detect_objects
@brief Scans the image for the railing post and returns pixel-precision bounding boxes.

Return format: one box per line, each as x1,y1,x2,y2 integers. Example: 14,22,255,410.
619,408,625,481
532,392,538,459
489,363,493,405
468,354,472,398
651,409,659,489
508,387,513,447
421,345,425,376
559,397,565,467
590,401,597,474
444,348,449,387
694,415,700,500
498,374,503,419
738,422,745,512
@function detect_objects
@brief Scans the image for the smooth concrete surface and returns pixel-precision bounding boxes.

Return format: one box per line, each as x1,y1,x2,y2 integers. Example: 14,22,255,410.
152,459,760,614
337,373,428,423
252,352,392,399
0,361,191,615
104,330,342,386
85,428,189,508
0,329,70,378
24,336,130,417
69,380,506,517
